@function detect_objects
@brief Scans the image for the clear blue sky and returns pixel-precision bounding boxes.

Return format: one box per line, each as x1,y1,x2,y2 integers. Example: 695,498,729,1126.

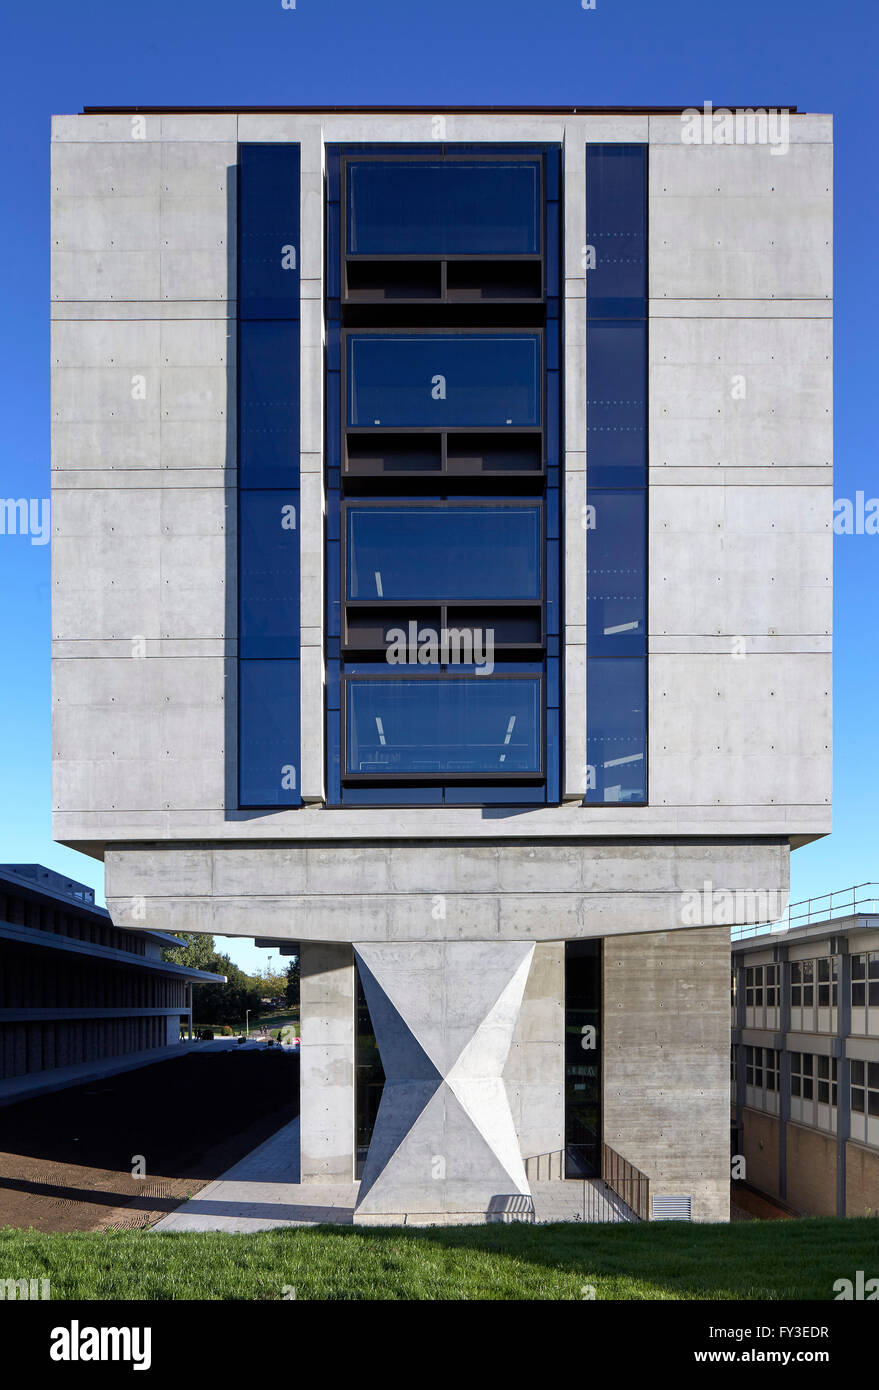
1,0,876,975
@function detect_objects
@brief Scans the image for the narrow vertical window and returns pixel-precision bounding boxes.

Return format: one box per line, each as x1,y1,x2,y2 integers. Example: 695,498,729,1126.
584,145,647,805
238,144,302,807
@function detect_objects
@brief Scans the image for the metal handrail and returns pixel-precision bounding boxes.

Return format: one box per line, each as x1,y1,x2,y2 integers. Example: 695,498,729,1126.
731,882,879,942
601,1143,650,1221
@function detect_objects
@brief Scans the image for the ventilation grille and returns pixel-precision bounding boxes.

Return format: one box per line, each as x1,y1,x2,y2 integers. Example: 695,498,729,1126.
652,1194,693,1221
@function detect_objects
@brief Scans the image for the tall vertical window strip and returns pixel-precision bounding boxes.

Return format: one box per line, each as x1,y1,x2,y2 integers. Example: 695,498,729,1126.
356,962,385,1178
585,145,647,805
326,144,561,807
565,941,601,1177
238,144,302,808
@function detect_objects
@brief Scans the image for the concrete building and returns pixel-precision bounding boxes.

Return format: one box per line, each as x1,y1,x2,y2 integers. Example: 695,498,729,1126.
50,104,833,1224
732,887,879,1218
0,864,224,1103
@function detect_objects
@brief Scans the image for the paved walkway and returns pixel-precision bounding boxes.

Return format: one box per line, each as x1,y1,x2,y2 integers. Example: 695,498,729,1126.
152,1118,358,1232
152,1119,633,1231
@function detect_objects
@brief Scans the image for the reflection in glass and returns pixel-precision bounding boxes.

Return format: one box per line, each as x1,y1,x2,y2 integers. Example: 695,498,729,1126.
585,658,646,803
346,677,541,777
239,322,300,485
347,505,541,602
240,491,300,657
586,491,646,654
347,334,540,428
239,143,301,316
239,660,301,807
586,320,646,485
586,145,647,316
347,160,541,256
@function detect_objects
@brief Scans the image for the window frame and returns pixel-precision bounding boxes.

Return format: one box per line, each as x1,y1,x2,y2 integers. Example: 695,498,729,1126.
341,670,545,784
342,151,545,264
342,325,545,435
341,497,546,610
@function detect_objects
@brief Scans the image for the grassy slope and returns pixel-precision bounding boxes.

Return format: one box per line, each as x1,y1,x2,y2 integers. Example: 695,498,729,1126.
1,1218,876,1300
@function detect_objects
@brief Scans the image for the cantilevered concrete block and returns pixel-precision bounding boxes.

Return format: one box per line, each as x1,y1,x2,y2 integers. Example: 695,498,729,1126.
353,941,534,1225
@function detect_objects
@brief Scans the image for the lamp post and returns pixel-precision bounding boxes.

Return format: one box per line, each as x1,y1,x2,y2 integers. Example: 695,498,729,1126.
245,1009,250,1039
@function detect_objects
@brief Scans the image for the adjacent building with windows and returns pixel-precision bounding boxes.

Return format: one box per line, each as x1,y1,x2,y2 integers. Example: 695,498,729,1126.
0,864,223,1103
731,889,879,1218
50,104,833,1223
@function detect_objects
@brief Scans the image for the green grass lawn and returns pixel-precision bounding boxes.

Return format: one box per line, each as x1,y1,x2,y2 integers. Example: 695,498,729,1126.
1,1217,875,1300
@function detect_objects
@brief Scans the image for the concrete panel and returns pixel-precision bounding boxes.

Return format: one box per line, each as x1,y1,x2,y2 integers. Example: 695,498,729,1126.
650,141,832,198
504,942,564,1163
650,297,833,319
159,250,229,301
603,926,731,1222
54,656,225,813
52,114,164,142
353,942,533,1221
51,487,227,641
52,318,161,368
52,250,162,302
104,839,788,944
648,113,832,145
649,654,832,809
53,196,161,252
299,943,355,1183
650,484,832,638
160,142,236,196
52,140,162,195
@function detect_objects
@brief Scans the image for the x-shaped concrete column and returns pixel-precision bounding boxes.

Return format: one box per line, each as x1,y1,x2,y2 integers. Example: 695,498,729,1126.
353,941,535,1224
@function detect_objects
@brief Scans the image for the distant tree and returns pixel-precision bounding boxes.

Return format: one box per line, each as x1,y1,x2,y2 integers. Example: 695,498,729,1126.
253,968,289,999
285,956,300,1008
161,932,216,972
162,935,261,1026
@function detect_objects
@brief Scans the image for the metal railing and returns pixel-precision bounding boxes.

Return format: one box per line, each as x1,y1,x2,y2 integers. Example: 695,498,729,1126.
731,883,879,942
601,1143,650,1222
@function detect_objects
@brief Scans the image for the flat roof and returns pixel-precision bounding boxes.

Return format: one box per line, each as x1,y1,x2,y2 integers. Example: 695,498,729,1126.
80,103,800,116
0,864,185,949
733,914,879,954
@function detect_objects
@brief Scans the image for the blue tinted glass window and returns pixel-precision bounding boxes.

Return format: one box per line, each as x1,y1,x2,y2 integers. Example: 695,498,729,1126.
240,491,300,657
240,321,300,486
347,160,540,256
586,320,646,485
346,677,541,777
239,144,300,318
586,145,646,316
586,492,646,655
239,660,301,806
347,334,540,428
346,505,541,601
585,659,646,804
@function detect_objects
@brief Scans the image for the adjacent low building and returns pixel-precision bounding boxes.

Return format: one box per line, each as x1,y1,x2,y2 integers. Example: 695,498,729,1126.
0,863,224,1103
731,887,879,1217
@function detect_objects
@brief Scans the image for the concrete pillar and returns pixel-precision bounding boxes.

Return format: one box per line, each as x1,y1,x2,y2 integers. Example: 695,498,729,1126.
603,925,731,1222
299,942,356,1183
353,941,535,1225
505,941,565,1175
